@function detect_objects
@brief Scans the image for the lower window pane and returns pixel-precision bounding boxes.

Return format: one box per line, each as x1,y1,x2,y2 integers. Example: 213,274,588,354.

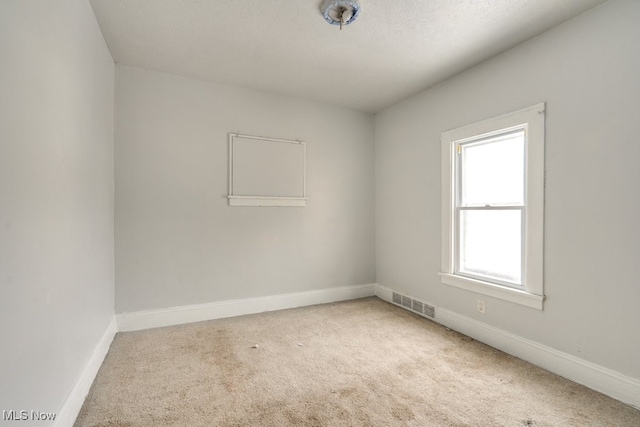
459,210,521,285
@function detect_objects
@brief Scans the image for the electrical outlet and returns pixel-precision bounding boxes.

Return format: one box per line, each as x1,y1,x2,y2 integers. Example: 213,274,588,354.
477,300,485,314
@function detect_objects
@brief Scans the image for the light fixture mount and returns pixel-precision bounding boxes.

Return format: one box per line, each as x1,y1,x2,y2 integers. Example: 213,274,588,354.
321,0,361,30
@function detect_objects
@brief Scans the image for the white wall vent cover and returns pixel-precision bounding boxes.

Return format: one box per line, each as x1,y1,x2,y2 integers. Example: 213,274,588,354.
391,291,436,319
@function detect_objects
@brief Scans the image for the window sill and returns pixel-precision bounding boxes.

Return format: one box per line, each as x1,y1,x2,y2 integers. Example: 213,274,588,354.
439,273,544,310
228,196,307,207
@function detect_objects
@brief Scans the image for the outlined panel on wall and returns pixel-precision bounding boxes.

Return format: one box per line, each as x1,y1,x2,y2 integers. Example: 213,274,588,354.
228,133,307,207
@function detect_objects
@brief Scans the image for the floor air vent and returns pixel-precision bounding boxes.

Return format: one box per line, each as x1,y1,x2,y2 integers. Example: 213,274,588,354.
401,295,412,309
423,304,435,318
391,291,435,319
392,292,402,305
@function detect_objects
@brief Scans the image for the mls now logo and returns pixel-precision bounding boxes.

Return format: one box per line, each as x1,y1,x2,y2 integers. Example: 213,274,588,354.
3,410,56,421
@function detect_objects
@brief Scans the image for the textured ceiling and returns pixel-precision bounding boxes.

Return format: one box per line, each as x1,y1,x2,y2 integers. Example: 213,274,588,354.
89,0,607,113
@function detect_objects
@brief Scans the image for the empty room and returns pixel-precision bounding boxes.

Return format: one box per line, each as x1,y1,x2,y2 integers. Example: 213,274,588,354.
1,0,639,425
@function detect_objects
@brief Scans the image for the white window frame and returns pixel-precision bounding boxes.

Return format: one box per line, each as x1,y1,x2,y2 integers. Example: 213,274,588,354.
440,103,545,310
227,133,307,207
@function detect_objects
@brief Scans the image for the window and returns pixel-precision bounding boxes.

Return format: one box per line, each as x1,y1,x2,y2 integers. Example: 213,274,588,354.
440,103,545,309
228,133,307,207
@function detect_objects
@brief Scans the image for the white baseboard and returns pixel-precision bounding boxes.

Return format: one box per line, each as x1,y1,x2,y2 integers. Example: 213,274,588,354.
53,316,117,427
117,283,377,332
375,284,639,409
435,308,640,409
374,283,394,303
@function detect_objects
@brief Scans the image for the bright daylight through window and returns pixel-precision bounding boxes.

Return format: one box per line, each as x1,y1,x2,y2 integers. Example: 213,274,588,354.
440,104,545,310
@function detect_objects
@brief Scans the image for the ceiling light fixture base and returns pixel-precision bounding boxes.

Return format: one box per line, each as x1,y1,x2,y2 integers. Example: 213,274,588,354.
321,0,361,28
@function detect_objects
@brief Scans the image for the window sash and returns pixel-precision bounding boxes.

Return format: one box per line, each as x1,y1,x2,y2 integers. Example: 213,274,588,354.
453,126,527,289
459,130,526,207
453,129,527,289
454,205,525,288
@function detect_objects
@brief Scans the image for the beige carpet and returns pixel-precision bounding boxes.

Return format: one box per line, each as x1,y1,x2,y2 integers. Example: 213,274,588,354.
75,298,640,426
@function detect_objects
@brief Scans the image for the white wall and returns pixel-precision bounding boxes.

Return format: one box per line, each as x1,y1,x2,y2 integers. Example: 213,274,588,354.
375,0,640,379
115,65,375,313
0,0,115,419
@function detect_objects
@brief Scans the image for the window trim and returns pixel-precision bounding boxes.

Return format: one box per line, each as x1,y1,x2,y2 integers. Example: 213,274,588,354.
440,103,545,310
227,133,307,207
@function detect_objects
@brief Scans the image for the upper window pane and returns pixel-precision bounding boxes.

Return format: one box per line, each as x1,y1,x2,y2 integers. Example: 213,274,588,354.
460,131,525,206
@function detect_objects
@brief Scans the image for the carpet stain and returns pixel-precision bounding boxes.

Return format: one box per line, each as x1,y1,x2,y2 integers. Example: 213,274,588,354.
197,327,251,392
391,403,415,421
